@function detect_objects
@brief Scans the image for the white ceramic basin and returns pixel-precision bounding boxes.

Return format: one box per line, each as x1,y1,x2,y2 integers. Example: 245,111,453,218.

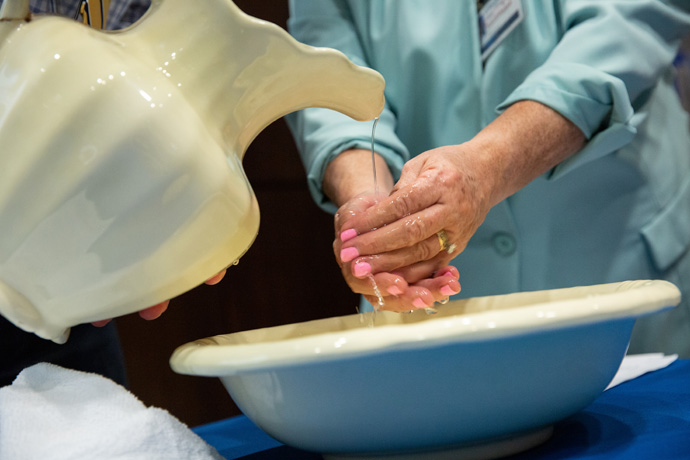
170,280,680,459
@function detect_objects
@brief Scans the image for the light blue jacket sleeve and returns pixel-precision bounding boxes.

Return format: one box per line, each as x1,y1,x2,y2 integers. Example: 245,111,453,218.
287,0,690,206
285,0,409,214
498,0,690,179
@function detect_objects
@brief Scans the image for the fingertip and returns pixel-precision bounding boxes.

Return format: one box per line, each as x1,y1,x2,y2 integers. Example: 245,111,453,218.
92,319,112,327
205,270,226,285
440,279,461,297
412,297,429,309
139,300,170,321
410,288,434,309
139,310,160,321
440,285,455,296
387,285,404,296
434,266,459,279
353,261,372,278
340,247,360,263
450,279,461,292
340,228,358,242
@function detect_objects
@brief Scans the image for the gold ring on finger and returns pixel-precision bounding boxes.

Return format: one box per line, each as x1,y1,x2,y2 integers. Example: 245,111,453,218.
436,230,457,254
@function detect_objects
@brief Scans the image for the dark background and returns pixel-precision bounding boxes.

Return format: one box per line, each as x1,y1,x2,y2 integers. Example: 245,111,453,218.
114,1,359,428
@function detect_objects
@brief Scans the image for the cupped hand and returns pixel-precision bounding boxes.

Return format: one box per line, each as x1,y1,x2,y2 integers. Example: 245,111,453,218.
92,270,227,327
336,143,494,283
361,266,461,312
334,193,461,312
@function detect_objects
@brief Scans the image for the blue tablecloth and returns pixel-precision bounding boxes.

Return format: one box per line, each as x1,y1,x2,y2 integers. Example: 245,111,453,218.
193,360,690,459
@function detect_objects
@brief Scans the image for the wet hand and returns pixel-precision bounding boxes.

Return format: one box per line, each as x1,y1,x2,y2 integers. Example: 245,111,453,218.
336,101,587,283
361,266,461,313
336,143,493,283
335,193,461,312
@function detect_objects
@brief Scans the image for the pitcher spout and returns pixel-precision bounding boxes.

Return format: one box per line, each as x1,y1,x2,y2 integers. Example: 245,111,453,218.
230,43,385,158
119,0,384,159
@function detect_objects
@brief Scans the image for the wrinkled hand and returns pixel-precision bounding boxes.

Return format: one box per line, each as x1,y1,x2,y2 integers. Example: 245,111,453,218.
331,101,586,311
336,143,493,289
92,270,227,327
334,192,461,312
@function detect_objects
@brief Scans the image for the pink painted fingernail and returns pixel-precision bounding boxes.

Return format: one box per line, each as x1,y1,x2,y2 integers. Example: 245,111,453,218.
340,228,358,242
340,247,359,262
354,262,372,278
438,270,454,278
413,298,428,309
387,286,403,296
441,285,457,296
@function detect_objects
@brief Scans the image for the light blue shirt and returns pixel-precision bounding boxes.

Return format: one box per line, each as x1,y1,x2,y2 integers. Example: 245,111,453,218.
287,0,690,356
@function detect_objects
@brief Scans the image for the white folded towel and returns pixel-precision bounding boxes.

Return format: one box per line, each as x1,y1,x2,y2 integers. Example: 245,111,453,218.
0,363,224,460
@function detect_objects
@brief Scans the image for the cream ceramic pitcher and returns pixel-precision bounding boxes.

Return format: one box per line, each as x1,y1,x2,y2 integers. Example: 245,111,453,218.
0,0,385,342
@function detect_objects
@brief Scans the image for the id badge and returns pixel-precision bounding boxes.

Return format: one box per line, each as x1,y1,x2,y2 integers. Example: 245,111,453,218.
478,0,524,62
